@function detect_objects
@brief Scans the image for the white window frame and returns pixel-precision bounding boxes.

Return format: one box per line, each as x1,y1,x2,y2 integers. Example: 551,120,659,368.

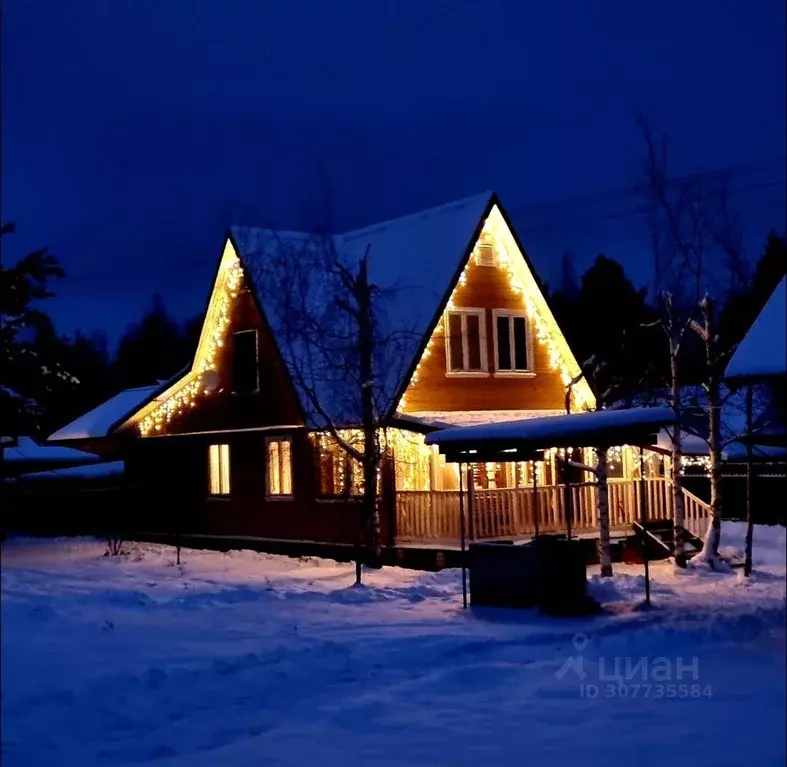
444,308,489,377
231,329,260,395
492,309,535,377
265,436,294,500
208,443,231,497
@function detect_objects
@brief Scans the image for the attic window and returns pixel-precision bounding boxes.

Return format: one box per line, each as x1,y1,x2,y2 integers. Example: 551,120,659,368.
232,330,259,394
475,241,497,267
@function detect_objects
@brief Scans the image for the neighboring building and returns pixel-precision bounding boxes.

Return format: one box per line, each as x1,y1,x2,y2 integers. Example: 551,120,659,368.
2,437,100,479
50,193,708,547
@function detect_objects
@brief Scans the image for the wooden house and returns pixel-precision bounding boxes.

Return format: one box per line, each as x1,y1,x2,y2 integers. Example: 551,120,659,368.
50,193,711,549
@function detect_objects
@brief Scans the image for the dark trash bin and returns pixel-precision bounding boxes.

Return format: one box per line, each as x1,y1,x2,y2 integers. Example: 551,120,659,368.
468,535,595,615
468,541,540,608
533,534,592,615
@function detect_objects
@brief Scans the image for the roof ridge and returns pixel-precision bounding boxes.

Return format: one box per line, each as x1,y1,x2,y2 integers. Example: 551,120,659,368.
231,192,494,239
340,191,493,241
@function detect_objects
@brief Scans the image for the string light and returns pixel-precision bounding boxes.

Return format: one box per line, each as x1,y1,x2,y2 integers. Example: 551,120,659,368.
133,244,244,436
397,205,595,413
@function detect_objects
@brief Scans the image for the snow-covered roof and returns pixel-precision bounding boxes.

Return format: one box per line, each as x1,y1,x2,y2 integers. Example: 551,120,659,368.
656,429,708,456
399,409,566,429
49,385,159,441
725,276,787,381
230,193,495,422
18,460,125,481
426,407,675,452
3,437,99,464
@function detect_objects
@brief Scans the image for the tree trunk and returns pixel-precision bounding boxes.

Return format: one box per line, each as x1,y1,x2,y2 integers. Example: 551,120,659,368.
743,384,754,577
357,255,381,566
595,446,613,577
670,348,687,567
701,299,723,559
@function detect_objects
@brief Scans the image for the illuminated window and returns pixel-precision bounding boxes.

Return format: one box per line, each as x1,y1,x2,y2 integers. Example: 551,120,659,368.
232,329,259,394
266,437,293,497
445,309,487,373
493,311,531,373
316,438,364,496
208,444,231,496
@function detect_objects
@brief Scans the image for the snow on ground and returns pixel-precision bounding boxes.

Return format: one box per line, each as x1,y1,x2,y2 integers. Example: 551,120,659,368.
2,522,785,767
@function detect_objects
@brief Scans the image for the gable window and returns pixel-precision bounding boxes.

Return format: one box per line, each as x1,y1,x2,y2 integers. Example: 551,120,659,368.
208,444,231,496
493,311,532,374
266,437,293,498
232,329,259,394
445,309,487,374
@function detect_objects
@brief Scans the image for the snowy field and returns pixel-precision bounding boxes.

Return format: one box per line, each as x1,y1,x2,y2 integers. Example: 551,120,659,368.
2,523,785,767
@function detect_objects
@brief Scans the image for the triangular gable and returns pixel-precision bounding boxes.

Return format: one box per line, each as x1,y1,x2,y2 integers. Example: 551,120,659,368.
119,240,244,435
392,199,596,415
119,238,304,436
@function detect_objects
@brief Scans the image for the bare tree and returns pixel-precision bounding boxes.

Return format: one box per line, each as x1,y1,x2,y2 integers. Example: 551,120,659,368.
248,224,415,580
566,355,637,577
638,114,749,567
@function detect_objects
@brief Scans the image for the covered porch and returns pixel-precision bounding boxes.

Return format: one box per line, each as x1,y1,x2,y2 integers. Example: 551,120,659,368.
395,476,710,544
392,408,712,547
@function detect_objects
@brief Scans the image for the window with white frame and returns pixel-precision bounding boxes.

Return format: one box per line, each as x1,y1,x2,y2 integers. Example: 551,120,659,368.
493,311,531,373
445,309,487,373
266,436,293,497
208,443,231,496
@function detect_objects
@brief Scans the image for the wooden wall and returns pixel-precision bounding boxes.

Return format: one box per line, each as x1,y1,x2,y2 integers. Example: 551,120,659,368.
400,257,568,413
124,431,395,546
130,284,304,438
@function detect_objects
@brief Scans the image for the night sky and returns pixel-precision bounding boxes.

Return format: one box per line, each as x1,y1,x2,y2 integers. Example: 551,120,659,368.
2,0,785,344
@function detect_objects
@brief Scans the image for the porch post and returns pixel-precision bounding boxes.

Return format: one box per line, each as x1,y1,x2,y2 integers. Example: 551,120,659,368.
467,466,476,542
458,462,468,609
639,446,651,606
531,458,540,538
561,451,573,541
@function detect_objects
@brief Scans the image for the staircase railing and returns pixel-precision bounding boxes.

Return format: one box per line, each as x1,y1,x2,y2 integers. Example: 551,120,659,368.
681,485,712,542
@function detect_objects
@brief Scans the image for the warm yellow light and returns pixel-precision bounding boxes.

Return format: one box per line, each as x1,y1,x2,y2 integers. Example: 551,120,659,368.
127,240,245,436
396,205,596,413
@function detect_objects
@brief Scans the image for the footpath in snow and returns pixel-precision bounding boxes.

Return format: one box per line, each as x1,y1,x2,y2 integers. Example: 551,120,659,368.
1,522,785,767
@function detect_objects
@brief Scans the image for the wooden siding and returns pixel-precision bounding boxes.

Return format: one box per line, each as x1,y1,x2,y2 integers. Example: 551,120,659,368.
143,285,304,437
125,430,395,546
400,257,568,413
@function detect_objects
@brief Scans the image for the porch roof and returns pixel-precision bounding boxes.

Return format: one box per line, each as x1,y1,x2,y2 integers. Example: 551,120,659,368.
425,406,675,462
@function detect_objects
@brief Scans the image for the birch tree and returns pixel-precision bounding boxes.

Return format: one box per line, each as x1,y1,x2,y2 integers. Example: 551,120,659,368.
249,226,414,578
566,354,637,577
638,115,748,567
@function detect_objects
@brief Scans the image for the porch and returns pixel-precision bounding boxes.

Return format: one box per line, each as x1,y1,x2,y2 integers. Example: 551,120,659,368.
394,477,711,545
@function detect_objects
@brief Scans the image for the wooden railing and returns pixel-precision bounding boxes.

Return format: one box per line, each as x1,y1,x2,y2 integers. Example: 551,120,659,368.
683,486,711,541
395,477,711,544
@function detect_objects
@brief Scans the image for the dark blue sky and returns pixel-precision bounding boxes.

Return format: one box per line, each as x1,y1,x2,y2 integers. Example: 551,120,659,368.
3,0,785,343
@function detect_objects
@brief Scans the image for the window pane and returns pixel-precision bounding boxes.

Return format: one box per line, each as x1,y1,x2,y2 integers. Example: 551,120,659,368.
220,444,231,494
209,444,230,495
209,445,221,495
280,440,292,495
496,316,511,370
232,331,258,394
267,440,280,494
513,317,528,370
448,314,464,371
465,314,481,370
